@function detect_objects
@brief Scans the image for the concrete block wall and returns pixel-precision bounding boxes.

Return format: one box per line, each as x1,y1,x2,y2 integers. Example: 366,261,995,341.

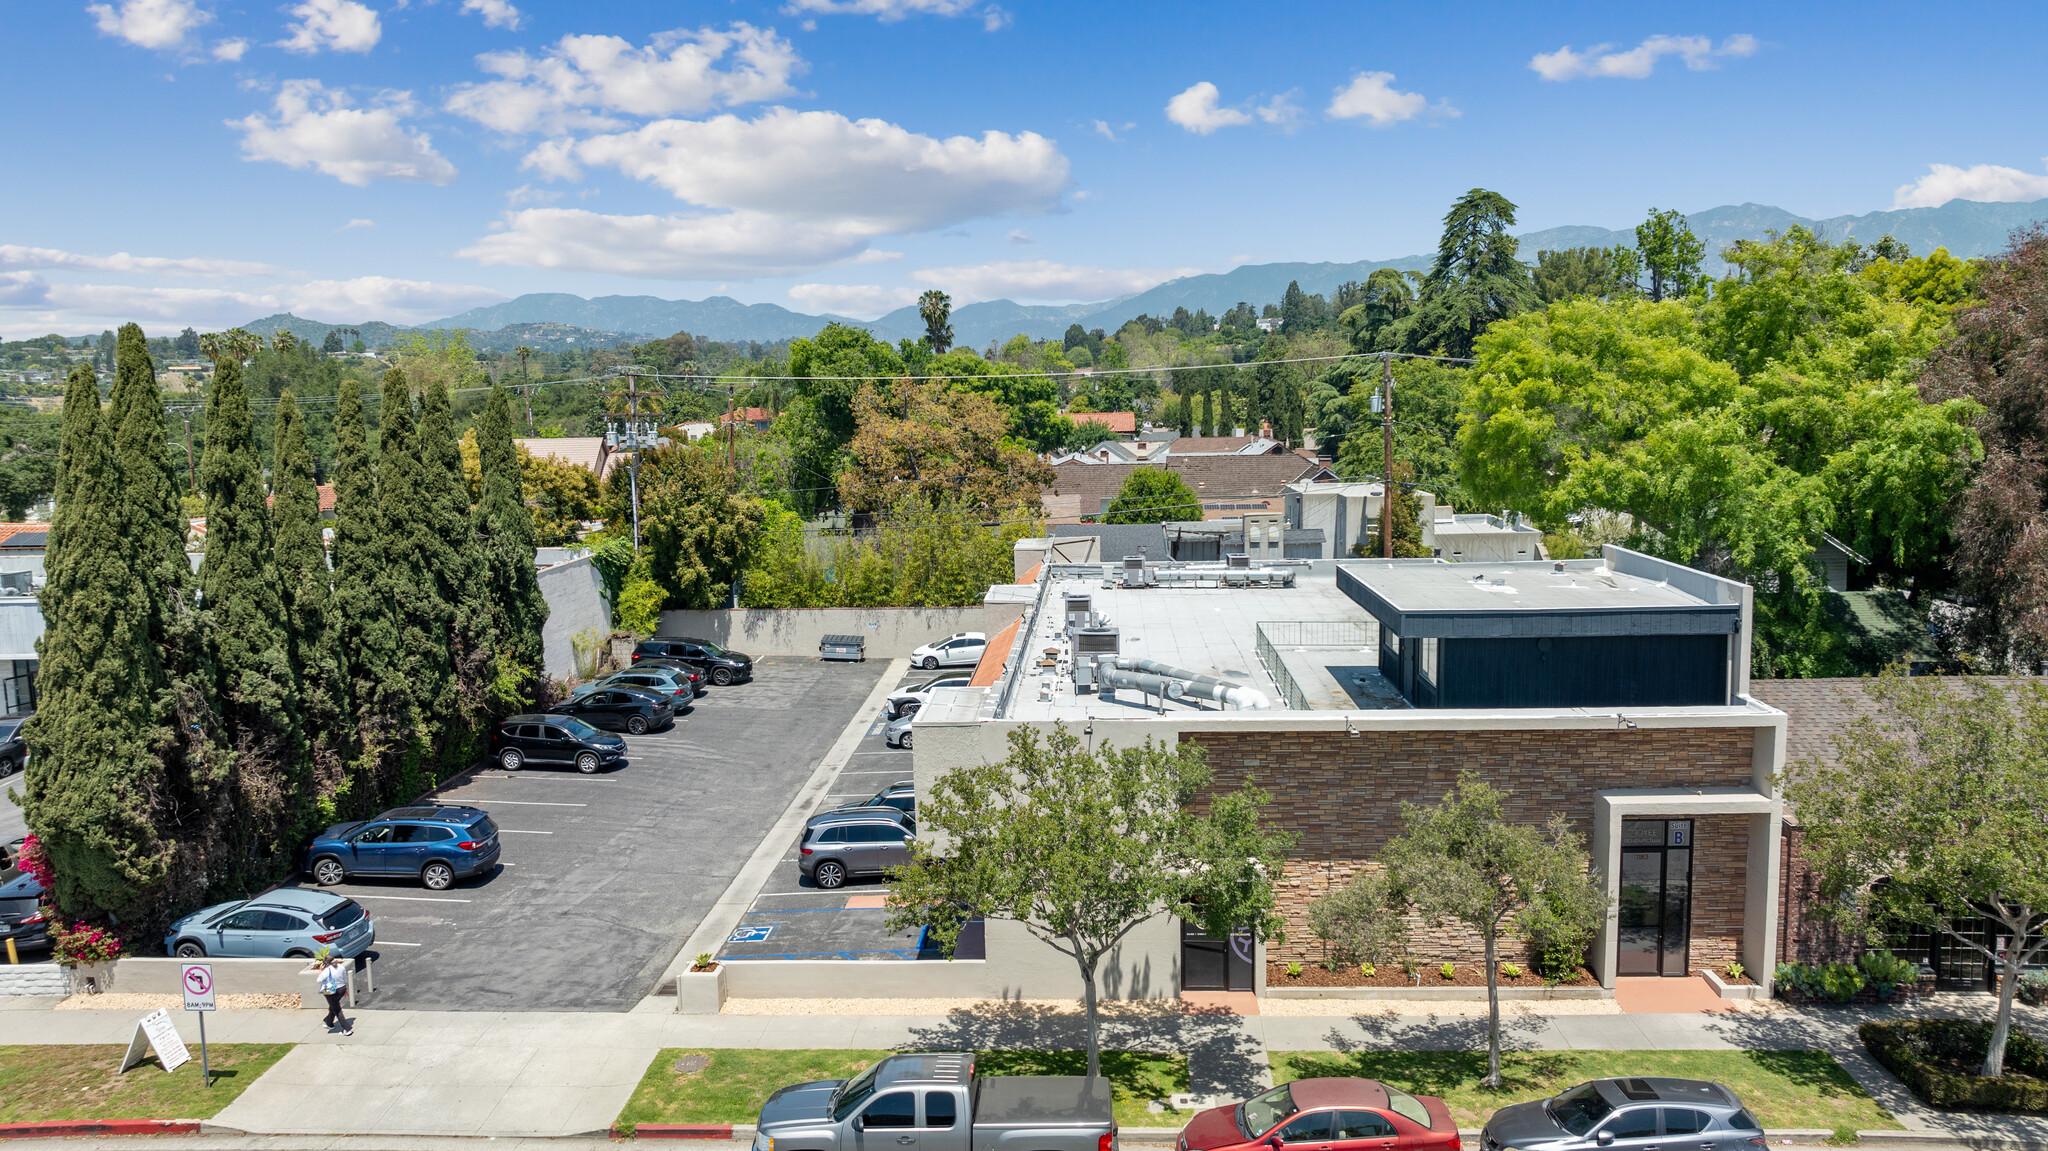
0,963,67,996
109,957,326,1007
658,605,1026,660
538,555,611,681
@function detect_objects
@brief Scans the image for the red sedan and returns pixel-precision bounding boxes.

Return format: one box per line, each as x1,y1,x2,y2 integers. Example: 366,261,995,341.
1178,1077,1459,1151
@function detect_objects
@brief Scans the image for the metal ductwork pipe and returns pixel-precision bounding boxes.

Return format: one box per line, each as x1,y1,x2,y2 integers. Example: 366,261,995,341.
1099,667,1185,699
1110,657,1273,710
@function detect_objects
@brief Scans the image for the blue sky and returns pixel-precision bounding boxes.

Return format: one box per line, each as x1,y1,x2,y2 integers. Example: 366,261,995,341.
3,0,2045,338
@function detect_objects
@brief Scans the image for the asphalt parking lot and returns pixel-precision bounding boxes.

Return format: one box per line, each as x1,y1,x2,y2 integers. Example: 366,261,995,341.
716,666,948,964
296,654,890,1012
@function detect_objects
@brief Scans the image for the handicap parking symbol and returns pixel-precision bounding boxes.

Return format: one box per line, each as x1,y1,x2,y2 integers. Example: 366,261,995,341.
728,925,775,943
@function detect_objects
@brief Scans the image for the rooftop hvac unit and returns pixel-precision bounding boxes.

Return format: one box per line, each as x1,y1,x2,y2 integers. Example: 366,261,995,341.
1070,625,1120,691
1063,593,1092,634
1227,553,1252,569
1121,555,1155,588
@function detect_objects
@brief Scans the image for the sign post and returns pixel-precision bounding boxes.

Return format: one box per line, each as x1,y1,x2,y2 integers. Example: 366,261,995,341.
181,963,214,1087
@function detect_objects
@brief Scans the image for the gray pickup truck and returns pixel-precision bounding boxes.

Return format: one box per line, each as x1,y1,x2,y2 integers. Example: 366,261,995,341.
754,1052,1117,1151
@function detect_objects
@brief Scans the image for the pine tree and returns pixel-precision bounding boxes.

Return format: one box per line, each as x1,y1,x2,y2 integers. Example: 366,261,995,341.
1200,389,1215,437
375,368,450,799
107,323,224,917
415,375,495,768
328,379,408,813
273,391,347,810
199,356,308,884
1176,391,1195,438
20,366,173,921
473,382,549,706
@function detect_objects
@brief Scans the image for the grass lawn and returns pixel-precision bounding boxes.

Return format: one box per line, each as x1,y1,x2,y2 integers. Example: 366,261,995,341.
616,1049,1191,1134
0,1044,293,1123
1270,1050,1900,1142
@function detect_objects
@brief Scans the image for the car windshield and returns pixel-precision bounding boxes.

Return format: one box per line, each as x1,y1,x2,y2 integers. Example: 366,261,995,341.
203,901,249,927
1547,1084,1613,1137
318,900,366,929
831,1062,883,1121
1239,1083,1298,1138
558,716,599,738
0,722,18,738
1385,1088,1431,1129
697,641,727,657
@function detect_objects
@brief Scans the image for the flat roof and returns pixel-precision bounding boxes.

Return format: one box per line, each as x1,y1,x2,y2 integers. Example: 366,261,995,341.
1338,555,1744,639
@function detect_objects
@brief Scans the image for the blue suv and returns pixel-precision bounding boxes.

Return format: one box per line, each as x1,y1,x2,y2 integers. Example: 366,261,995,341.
303,806,500,891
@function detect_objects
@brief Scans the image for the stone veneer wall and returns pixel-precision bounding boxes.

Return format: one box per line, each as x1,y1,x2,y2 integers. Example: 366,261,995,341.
1187,727,1758,970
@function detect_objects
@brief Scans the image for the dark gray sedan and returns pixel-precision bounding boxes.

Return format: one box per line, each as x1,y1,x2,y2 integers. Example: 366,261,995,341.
1480,1078,1765,1151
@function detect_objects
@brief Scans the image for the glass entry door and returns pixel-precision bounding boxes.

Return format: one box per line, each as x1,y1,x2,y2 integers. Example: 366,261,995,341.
1616,820,1694,976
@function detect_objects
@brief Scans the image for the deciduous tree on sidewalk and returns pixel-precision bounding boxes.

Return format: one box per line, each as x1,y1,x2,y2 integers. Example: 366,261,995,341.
1785,673,2048,1078
885,724,1293,1079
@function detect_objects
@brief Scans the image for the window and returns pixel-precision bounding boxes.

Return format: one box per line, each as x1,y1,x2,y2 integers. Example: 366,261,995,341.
924,1092,956,1128
540,726,567,742
832,1063,882,1122
1383,1089,1432,1130
1277,1111,1330,1142
815,827,845,844
1601,1110,1658,1140
1240,1084,1300,1136
1334,1111,1395,1139
388,825,426,843
862,1093,917,1128
319,902,366,929
1726,1110,1759,1132
424,826,456,842
1661,1110,1706,1135
515,724,540,739
354,826,393,844
1546,1085,1612,1137
260,911,307,931
218,910,266,930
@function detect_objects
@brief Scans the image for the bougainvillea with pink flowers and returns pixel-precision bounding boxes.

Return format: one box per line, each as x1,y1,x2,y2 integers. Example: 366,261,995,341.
49,920,123,965
14,833,54,887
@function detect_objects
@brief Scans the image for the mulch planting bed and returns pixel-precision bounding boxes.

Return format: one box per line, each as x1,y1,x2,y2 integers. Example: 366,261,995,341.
1267,962,1597,989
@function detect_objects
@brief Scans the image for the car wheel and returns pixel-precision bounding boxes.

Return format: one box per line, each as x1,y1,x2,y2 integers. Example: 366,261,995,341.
500,748,523,771
900,730,913,750
710,666,734,686
575,751,600,774
313,857,346,886
174,940,207,958
924,655,941,670
813,861,846,889
627,715,649,735
422,861,455,890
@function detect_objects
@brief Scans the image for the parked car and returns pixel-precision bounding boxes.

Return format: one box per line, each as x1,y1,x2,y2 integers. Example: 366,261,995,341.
835,780,914,817
550,686,675,734
1479,1078,1764,1151
755,1051,1115,1151
1179,1078,1457,1151
490,713,628,773
576,666,698,704
883,710,916,749
163,887,375,960
909,631,987,670
618,658,706,694
0,869,50,955
633,637,754,685
0,719,25,775
798,810,916,889
884,674,972,720
303,805,501,890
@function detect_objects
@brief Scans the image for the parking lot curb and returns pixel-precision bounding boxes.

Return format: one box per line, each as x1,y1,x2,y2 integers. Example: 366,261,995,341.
618,1123,737,1139
0,1119,200,1138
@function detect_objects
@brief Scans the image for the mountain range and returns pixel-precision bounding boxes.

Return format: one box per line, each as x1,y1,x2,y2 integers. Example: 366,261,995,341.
243,197,2048,352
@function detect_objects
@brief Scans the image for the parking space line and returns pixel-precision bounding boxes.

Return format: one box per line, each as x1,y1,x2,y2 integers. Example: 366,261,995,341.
342,894,472,903
499,829,553,834
440,799,587,806
838,769,909,776
378,941,423,947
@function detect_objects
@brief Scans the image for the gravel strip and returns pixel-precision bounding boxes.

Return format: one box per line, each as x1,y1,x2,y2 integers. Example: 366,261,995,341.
723,997,1185,1016
55,992,305,1011
1260,996,1625,1017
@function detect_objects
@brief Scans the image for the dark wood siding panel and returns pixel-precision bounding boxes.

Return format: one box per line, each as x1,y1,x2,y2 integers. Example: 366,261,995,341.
1436,634,1729,709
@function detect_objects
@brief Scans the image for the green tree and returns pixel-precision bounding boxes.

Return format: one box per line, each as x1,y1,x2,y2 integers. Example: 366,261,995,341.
1632,207,1706,302
1784,674,2048,1078
782,324,907,515
836,380,1052,515
272,391,347,809
1200,388,1215,437
1403,189,1538,358
199,354,308,883
1381,774,1606,1088
326,381,405,813
414,376,495,764
372,367,449,800
639,442,768,610
919,290,954,353
885,724,1293,1079
1103,467,1202,524
0,407,60,520
321,330,343,354
472,382,549,709
1533,247,1626,303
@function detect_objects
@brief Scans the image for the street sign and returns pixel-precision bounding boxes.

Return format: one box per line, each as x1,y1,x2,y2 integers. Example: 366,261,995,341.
120,1008,191,1074
181,963,215,1012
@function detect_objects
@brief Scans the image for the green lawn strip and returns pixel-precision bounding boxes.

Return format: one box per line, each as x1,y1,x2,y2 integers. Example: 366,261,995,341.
0,1044,293,1123
616,1048,1191,1134
1270,1050,1899,1143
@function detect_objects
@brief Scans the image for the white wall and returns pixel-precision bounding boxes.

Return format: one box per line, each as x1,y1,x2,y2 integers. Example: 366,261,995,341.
0,596,44,661
538,555,611,681
657,605,1025,659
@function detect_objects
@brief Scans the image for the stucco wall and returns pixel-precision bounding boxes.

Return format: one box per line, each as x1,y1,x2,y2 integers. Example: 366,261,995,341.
658,605,1025,659
538,556,610,681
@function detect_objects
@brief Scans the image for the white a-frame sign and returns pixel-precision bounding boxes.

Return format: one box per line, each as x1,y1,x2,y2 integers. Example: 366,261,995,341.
120,1007,192,1074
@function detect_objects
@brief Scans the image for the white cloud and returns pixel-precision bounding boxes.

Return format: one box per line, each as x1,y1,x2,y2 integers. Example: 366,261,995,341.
787,283,917,317
445,24,803,135
1325,71,1451,126
782,0,987,21
459,208,880,279
504,183,560,207
0,274,503,334
1256,90,1302,127
278,0,381,54
88,0,210,51
0,244,277,276
980,6,1009,31
1530,34,1757,81
339,218,376,229
1007,229,1033,245
913,259,1203,303
1166,81,1251,134
0,273,50,308
288,277,504,322
212,37,247,60
230,80,457,186
460,0,524,31
1894,159,2048,209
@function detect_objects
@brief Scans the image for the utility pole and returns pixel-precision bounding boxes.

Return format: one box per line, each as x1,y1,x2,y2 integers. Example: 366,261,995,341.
725,381,738,470
1379,352,1395,558
184,413,197,493
605,370,656,553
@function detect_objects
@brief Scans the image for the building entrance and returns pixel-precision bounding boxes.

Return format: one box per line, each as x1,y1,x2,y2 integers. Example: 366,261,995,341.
1617,819,1694,976
1180,921,1255,991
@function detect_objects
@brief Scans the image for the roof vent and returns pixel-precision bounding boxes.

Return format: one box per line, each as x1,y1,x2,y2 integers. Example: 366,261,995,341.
1227,553,1251,569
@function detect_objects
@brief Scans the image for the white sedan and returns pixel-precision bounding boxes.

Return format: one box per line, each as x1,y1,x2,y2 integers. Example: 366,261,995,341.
909,631,987,670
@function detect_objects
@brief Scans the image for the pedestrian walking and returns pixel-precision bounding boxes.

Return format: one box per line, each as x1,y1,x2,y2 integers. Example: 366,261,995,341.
317,954,353,1036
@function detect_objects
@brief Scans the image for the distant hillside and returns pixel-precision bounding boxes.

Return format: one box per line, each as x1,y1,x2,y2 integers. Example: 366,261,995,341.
424,294,863,343
238,313,645,353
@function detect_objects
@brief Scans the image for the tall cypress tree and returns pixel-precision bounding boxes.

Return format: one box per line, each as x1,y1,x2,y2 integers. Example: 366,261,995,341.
414,376,494,767
107,324,224,916
473,382,549,706
374,368,448,799
20,366,172,921
273,391,346,808
327,380,408,813
199,356,307,882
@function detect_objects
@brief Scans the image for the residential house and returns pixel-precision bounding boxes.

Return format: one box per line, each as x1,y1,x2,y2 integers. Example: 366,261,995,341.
1043,454,1334,524
514,436,615,482
719,407,776,432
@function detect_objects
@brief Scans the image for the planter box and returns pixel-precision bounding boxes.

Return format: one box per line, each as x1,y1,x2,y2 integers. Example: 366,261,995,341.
64,962,116,996
1264,984,1610,1001
675,964,726,1014
1702,968,1762,1000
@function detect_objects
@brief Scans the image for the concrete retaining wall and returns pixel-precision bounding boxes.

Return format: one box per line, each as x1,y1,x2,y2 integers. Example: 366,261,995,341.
1263,984,1611,1000
0,962,67,997
658,605,1026,660
109,957,326,1007
539,555,611,681
721,916,1180,1000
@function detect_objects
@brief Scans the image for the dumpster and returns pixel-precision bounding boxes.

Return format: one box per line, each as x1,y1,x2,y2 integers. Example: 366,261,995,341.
820,633,866,662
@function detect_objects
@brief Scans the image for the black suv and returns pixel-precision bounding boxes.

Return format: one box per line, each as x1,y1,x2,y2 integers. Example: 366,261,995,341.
490,713,627,773
633,638,754,686
549,687,675,734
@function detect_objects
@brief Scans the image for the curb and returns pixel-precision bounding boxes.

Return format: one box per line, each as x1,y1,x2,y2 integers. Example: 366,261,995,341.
620,1124,739,1140
0,1119,200,1138
1858,1133,2048,1151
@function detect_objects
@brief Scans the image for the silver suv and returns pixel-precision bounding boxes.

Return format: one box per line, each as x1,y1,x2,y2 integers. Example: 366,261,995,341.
1481,1078,1764,1151
799,812,916,889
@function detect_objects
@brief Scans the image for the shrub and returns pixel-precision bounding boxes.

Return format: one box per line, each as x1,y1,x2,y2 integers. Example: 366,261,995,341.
1726,962,1745,982
14,834,53,887
1358,962,1376,979
1285,962,1303,978
1500,962,1523,979
2020,972,2048,1008
50,921,123,966
1857,949,1919,999
1439,962,1456,980
1305,869,1408,970
1520,869,1605,982
1862,1020,2048,1111
1776,960,1868,1003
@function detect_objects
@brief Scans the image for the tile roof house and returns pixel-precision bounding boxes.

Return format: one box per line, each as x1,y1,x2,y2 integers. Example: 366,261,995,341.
718,407,776,430
1069,410,1137,437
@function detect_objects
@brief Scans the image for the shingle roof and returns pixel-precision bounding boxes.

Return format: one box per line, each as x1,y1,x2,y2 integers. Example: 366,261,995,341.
0,522,46,546
1044,455,1332,522
1168,435,1260,454
1049,522,1170,560
1749,676,2032,774
515,436,611,480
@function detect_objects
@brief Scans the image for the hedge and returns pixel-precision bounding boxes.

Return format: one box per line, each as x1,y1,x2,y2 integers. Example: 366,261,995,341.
1861,1019,2048,1111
